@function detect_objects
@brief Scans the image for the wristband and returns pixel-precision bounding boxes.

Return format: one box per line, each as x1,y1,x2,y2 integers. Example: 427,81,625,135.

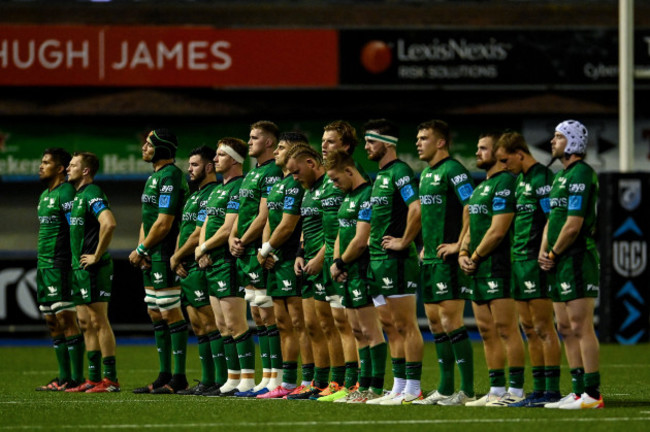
549,249,558,261
334,258,347,271
260,241,274,258
296,248,305,259
136,243,149,256
471,251,483,263
200,243,207,253
459,249,470,257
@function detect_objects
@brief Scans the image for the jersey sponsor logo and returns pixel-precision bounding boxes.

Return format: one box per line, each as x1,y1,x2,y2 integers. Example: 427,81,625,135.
141,194,157,204
91,200,106,214
536,185,551,195
267,201,284,210
286,187,301,195
248,272,261,283
524,281,536,293
70,216,84,226
301,207,320,217
395,175,411,188
358,207,372,221
38,215,59,224
182,212,198,222
315,283,325,294
239,188,255,198
550,197,567,208
216,282,227,292
540,198,551,213
321,196,343,208
153,273,164,284
420,194,443,205
461,286,473,295
468,204,488,214
568,183,585,193
159,194,171,208
338,218,356,228
284,196,296,208
352,289,363,301
197,209,207,222
492,197,506,211
516,203,535,213
587,284,599,292
61,200,74,212
281,279,293,291
227,200,240,210
382,277,393,290
457,184,473,201
436,282,448,294
568,195,582,211
266,176,281,185
371,196,389,206
161,185,174,193
487,280,500,293
495,189,511,197
451,173,468,186
400,184,415,202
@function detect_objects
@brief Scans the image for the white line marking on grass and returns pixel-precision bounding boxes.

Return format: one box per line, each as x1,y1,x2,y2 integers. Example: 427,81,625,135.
2,418,650,429
0,400,165,404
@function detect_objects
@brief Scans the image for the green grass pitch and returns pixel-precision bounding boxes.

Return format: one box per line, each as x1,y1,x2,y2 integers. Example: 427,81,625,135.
2,341,650,431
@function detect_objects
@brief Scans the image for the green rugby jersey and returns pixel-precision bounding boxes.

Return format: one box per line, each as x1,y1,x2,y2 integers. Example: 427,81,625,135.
419,157,475,263
236,159,283,255
177,181,218,266
321,162,370,258
467,170,516,278
512,163,553,261
337,182,372,274
266,174,304,260
69,183,111,269
204,176,244,261
300,174,325,261
369,159,419,260
547,160,599,255
37,182,75,269
141,163,189,261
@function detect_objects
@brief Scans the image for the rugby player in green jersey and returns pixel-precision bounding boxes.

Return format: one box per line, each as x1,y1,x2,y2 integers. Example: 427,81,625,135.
325,149,389,404
410,120,476,406
494,132,562,407
312,121,367,401
284,143,335,399
65,152,120,393
130,129,190,394
363,119,424,405
459,132,526,407
168,145,222,396
195,139,252,397
256,132,311,399
228,121,283,396
35,148,84,391
538,120,603,409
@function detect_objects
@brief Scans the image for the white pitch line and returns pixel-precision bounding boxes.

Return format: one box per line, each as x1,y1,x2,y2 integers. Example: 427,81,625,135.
2,418,650,429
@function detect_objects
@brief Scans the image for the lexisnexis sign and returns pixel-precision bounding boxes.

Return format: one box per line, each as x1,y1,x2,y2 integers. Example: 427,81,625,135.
0,25,338,87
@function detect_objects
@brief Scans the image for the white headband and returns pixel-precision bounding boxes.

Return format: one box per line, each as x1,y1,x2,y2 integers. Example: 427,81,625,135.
219,144,244,164
365,132,398,147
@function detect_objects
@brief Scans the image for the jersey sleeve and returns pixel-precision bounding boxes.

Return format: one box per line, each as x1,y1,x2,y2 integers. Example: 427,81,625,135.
283,183,304,216
567,165,595,217
60,184,76,225
262,171,281,199
533,168,552,215
157,172,184,215
357,190,372,223
393,163,419,206
88,186,110,220
226,187,241,214
449,163,475,205
491,174,516,215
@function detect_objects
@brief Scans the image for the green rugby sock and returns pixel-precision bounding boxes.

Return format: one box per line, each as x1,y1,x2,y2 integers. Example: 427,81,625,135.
267,325,283,369
66,334,85,382
344,361,359,389
198,335,215,386
434,332,454,395
235,330,256,370
489,369,506,387
370,342,387,391
545,366,560,392
532,366,545,392
314,367,330,389
450,327,474,397
584,371,601,399
102,356,117,382
208,331,227,384
358,346,371,391
53,336,71,383
282,361,298,385
153,321,171,374
331,366,345,385
223,336,240,373
169,320,188,376
256,326,271,370
87,350,102,382
570,367,585,395
508,366,525,390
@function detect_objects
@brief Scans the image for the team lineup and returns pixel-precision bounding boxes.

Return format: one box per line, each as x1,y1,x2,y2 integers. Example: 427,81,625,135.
34,118,603,409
